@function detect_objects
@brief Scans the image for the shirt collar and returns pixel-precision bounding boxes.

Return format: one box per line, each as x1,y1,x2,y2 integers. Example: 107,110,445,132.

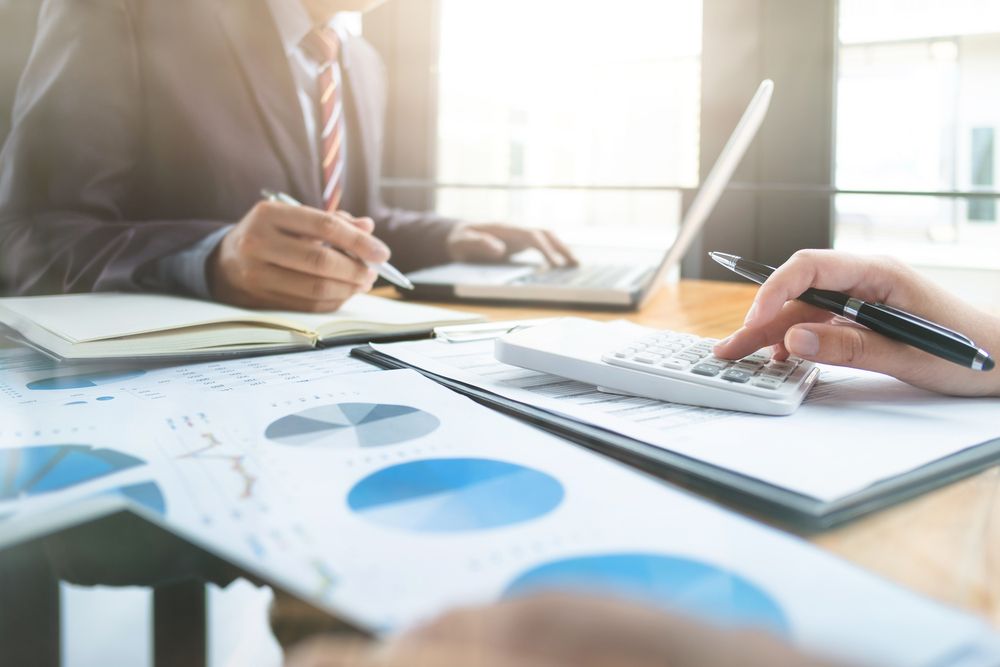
266,0,352,57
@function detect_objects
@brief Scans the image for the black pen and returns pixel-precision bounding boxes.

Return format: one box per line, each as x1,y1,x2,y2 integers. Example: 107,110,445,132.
709,252,995,372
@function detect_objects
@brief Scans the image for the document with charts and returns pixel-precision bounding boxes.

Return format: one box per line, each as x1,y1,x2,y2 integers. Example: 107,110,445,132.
0,370,998,667
0,344,377,409
366,338,1000,512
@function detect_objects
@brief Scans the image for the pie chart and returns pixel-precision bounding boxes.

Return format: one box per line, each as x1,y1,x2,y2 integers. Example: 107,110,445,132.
27,369,146,391
0,445,146,499
505,553,788,635
347,458,564,533
265,403,440,448
108,481,167,515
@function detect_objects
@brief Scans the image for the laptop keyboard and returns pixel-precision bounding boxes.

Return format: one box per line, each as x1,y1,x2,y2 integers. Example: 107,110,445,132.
515,264,642,289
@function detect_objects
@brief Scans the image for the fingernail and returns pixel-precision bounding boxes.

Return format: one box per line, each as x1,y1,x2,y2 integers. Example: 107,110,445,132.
714,334,734,350
786,328,819,356
743,303,758,326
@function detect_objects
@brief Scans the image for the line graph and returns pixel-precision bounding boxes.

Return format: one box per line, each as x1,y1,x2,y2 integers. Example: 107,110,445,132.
177,432,258,500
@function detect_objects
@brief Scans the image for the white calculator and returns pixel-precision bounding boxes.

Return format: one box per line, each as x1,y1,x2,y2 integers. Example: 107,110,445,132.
495,318,820,416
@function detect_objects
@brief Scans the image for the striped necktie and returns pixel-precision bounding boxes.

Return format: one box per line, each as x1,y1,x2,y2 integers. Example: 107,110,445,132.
302,27,347,212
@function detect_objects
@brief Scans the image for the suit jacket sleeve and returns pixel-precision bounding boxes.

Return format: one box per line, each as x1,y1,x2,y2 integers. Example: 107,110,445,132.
0,0,230,296
346,37,459,274
369,202,459,274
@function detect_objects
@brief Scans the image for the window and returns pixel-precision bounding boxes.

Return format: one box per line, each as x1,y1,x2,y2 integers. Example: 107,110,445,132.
834,0,1000,273
969,127,995,221
369,0,997,296
431,0,703,247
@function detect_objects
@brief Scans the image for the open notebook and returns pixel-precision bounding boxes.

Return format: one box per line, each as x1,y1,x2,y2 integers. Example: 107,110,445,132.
0,293,481,360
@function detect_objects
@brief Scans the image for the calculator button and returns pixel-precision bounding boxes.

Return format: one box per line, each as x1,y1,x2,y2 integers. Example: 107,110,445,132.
691,363,723,377
675,352,701,362
662,358,691,369
734,362,763,372
744,352,772,364
751,376,784,390
633,353,660,364
721,369,753,383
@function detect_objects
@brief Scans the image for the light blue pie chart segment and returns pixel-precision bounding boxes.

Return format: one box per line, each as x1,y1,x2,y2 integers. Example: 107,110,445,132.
265,403,440,448
347,458,564,533
108,481,167,515
0,445,145,499
505,553,788,635
0,445,166,516
27,369,146,391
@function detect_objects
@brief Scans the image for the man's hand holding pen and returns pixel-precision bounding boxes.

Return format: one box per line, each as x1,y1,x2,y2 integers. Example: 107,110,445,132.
209,200,386,313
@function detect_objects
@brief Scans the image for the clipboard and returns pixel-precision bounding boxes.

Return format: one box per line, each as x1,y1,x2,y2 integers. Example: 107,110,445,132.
351,344,1000,531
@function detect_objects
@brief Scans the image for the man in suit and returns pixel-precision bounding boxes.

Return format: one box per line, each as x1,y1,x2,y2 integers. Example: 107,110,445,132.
0,0,573,309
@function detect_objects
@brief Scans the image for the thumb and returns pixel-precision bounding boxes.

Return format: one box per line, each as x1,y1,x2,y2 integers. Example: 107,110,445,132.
784,322,913,377
450,230,508,262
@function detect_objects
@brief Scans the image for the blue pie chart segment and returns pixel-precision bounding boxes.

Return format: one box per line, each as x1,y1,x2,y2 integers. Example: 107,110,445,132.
266,403,440,448
27,369,146,391
0,445,145,499
108,482,167,515
347,458,564,533
505,553,788,635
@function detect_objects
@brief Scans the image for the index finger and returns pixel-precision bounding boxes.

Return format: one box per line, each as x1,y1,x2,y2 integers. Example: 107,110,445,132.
272,206,390,263
544,230,578,266
714,300,834,359
744,250,904,329
493,227,566,266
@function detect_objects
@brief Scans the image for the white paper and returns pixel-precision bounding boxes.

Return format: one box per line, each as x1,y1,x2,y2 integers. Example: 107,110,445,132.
371,338,1000,502
0,345,376,408
2,370,996,666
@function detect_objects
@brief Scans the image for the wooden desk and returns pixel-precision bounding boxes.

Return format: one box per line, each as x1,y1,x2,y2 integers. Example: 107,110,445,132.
377,280,1000,630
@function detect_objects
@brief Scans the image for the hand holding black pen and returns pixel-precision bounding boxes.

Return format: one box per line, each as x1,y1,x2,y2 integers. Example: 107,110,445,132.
711,250,1000,397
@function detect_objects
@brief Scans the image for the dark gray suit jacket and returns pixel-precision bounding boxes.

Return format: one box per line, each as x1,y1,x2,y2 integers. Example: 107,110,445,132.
0,0,42,148
0,0,457,296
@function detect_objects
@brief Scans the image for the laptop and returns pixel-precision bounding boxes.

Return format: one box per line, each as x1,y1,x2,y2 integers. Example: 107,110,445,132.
400,79,774,310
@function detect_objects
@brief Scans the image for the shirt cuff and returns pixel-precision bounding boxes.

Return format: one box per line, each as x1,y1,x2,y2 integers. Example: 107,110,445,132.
152,225,233,299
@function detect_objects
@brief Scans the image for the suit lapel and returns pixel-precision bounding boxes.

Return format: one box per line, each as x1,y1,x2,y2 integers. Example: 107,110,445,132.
216,0,320,205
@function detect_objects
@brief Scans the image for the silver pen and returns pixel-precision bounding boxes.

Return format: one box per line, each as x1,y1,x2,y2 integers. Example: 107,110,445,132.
261,189,414,290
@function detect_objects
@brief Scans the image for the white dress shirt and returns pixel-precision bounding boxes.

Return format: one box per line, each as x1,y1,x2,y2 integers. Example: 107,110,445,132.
267,0,353,189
